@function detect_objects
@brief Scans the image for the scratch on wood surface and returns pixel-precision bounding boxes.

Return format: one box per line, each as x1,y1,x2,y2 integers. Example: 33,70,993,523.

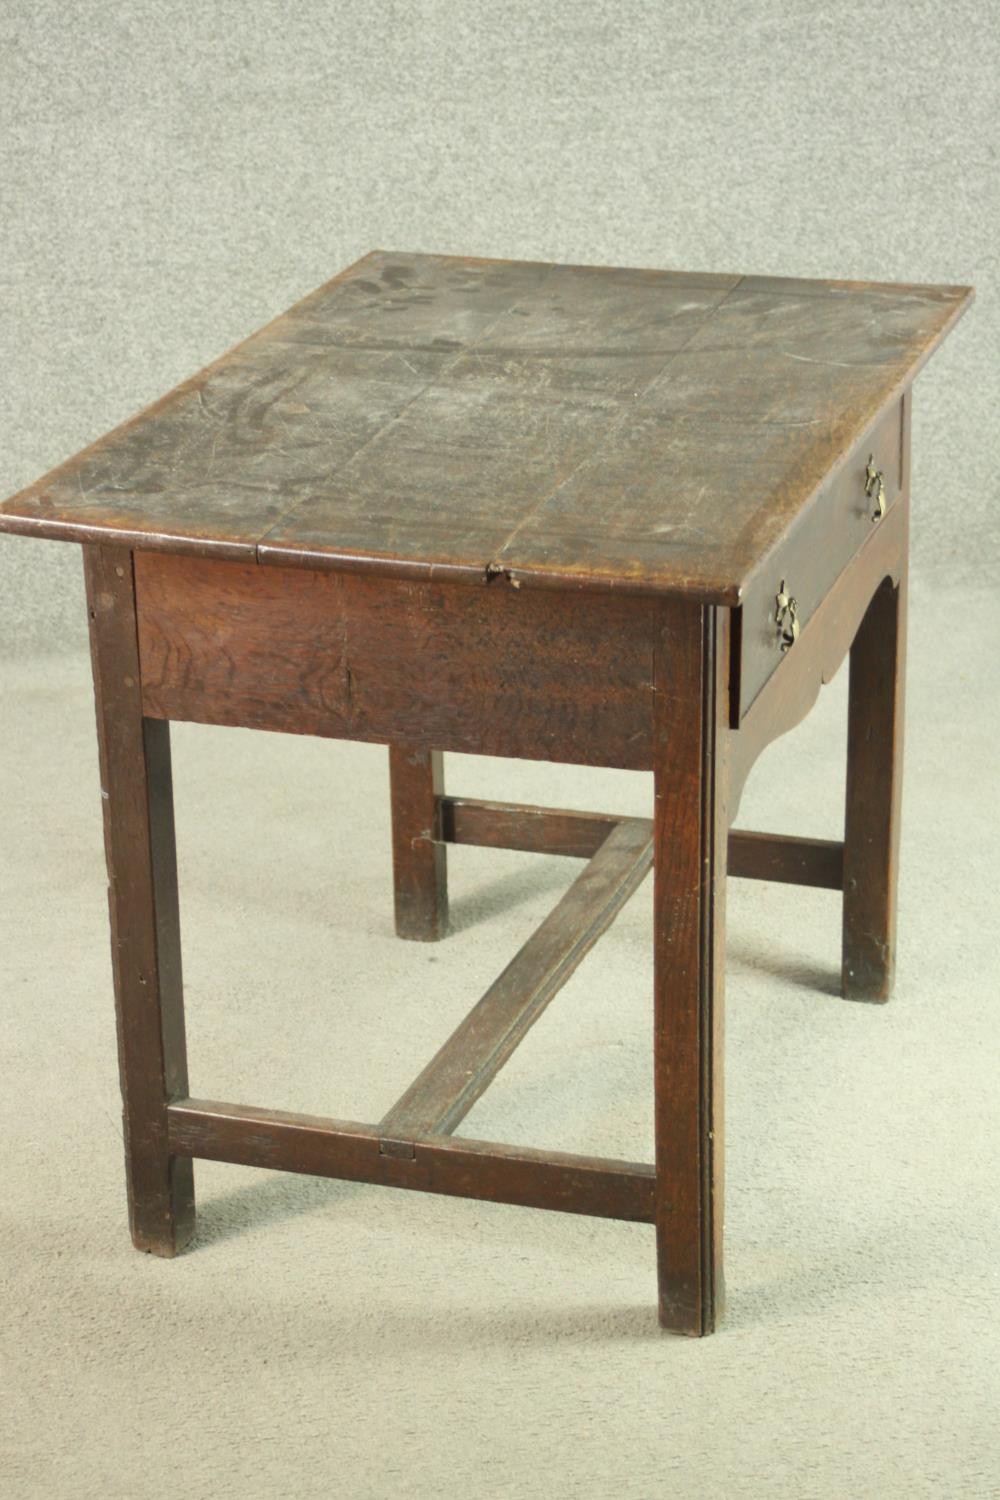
778,350,875,370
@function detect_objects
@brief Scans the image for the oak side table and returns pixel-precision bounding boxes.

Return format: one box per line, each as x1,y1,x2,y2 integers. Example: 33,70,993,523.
0,253,971,1334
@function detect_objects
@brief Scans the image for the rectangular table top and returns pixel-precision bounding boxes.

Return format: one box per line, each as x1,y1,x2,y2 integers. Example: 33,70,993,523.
0,251,971,603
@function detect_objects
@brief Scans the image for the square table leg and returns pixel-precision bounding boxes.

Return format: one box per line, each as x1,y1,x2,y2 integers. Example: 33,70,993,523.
389,746,448,941
84,546,195,1255
842,564,907,1001
653,604,728,1334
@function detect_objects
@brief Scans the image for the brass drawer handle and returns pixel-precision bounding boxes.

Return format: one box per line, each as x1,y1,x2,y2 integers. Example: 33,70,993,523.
774,580,799,653
865,454,887,522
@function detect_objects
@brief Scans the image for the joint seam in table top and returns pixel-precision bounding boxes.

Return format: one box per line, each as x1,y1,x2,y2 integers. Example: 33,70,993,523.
252,268,751,580
482,277,748,580
251,259,571,565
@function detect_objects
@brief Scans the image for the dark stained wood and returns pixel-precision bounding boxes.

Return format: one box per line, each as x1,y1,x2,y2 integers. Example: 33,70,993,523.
842,569,907,1001
729,496,908,822
0,252,971,603
839,378,911,999
653,603,728,1335
167,1100,656,1224
439,796,623,859
5,252,962,1335
727,831,843,890
379,820,654,1145
133,551,658,770
839,387,911,999
83,545,195,1255
389,746,448,941
736,396,904,718
440,794,843,889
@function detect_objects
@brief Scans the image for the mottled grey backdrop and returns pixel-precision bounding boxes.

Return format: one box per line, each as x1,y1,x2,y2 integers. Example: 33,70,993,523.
0,0,994,653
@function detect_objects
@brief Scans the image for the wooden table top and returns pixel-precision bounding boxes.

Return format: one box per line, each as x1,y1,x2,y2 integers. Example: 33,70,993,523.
0,251,971,603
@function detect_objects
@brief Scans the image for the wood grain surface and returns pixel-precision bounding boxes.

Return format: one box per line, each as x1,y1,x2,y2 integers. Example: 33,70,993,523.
438,795,843,888
167,1100,656,1224
653,602,729,1334
389,745,448,941
83,545,195,1256
729,496,909,821
736,394,905,716
0,251,971,601
134,550,658,769
843,571,907,1001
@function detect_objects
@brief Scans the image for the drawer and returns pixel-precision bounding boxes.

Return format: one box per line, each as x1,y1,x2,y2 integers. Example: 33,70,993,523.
735,397,904,719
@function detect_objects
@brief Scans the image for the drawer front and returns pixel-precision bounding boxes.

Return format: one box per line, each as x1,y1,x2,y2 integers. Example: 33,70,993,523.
737,397,904,719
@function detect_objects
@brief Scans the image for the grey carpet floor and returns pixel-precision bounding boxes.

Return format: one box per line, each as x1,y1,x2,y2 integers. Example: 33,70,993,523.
1,578,997,1499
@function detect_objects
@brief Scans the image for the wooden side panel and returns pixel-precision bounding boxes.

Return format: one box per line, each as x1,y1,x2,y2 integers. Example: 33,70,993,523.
729,496,908,823
737,396,905,718
134,553,657,769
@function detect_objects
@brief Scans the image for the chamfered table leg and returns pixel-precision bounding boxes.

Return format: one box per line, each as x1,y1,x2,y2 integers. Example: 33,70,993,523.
84,545,195,1255
389,746,448,941
653,604,728,1334
842,562,907,1002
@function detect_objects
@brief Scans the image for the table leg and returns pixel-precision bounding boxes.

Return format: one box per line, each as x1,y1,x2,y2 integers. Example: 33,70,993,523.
389,746,448,940
843,567,907,1001
84,546,195,1255
653,605,728,1334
